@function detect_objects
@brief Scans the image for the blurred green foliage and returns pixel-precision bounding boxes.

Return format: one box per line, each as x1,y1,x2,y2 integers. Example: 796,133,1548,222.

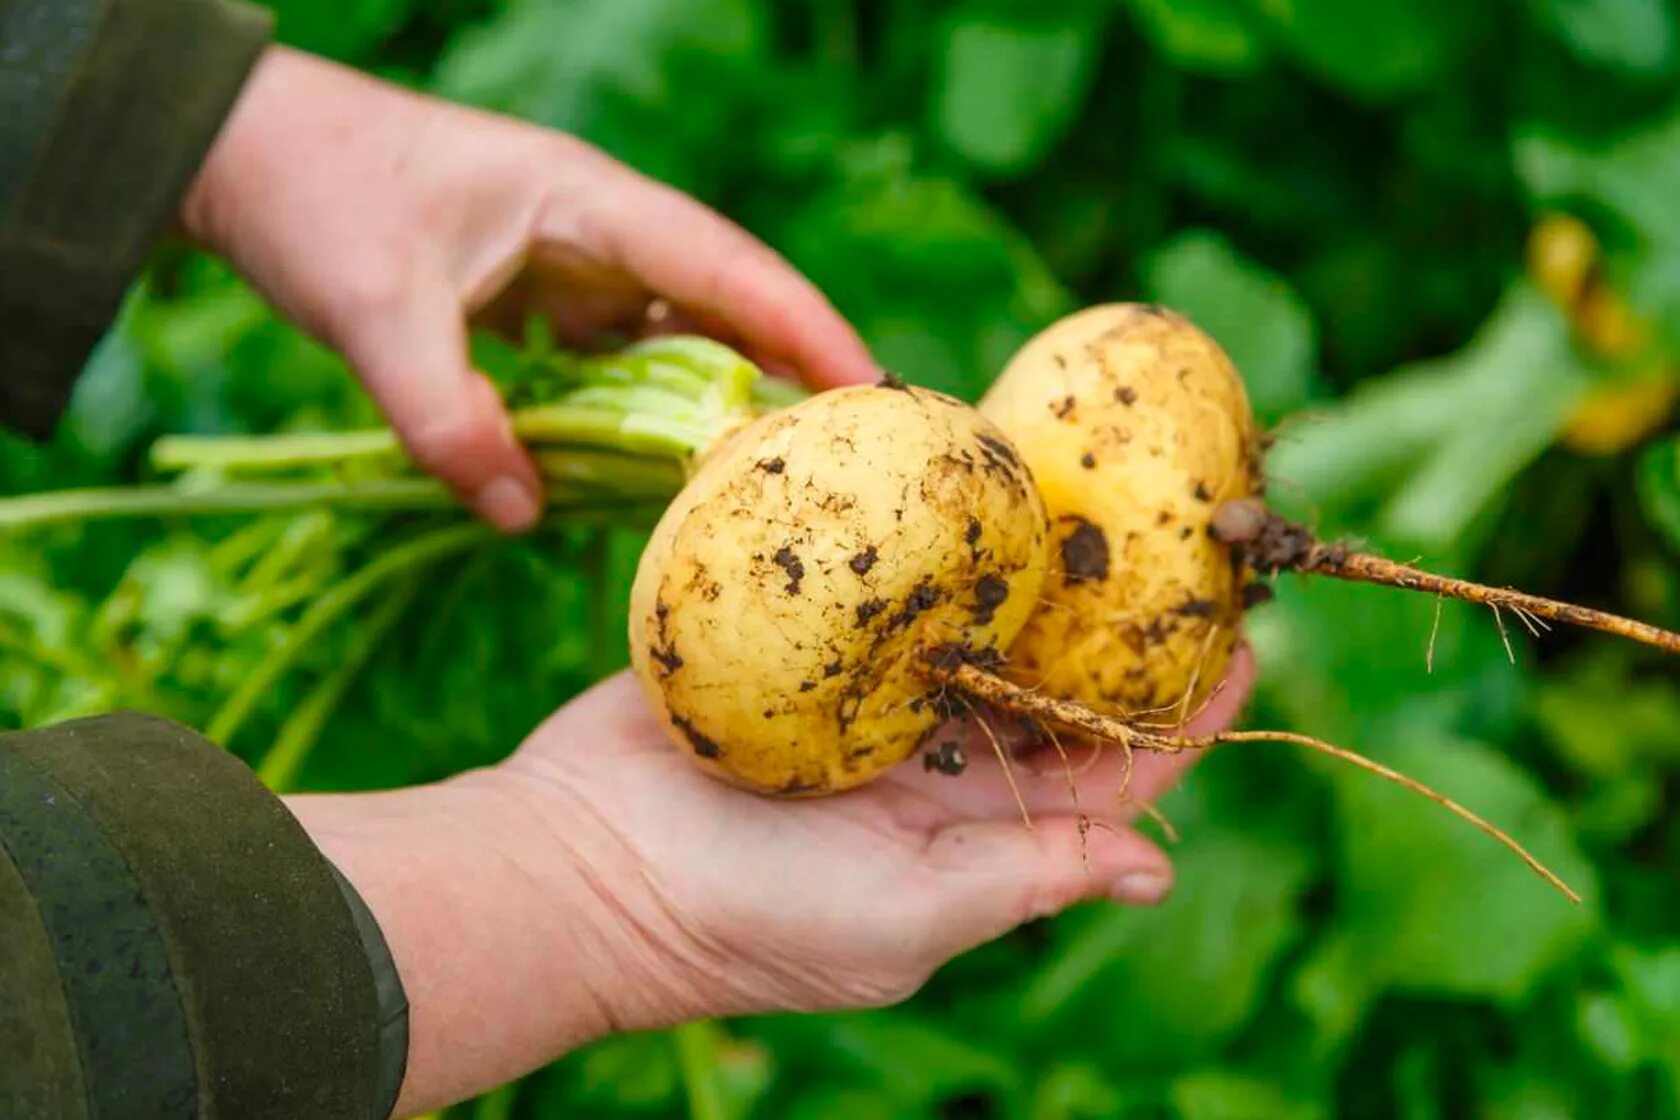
4,0,1680,1116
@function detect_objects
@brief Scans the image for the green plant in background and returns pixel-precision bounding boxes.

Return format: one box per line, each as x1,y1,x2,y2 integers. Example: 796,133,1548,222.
4,0,1679,1117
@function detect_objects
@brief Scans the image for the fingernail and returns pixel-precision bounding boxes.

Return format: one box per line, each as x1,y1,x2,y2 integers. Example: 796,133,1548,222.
476,476,540,532
1111,871,1171,906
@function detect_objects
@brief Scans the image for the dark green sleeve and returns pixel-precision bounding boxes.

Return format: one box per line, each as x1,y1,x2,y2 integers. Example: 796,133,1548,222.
0,713,409,1120
0,0,273,438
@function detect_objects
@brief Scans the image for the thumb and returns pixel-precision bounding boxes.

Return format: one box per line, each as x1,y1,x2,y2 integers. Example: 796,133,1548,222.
912,817,1174,962
334,269,543,531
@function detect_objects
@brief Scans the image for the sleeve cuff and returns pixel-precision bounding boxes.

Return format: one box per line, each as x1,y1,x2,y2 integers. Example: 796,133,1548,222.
0,712,406,1119
0,0,273,438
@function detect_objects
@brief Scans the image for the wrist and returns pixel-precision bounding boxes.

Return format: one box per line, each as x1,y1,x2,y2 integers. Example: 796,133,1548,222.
284,765,703,1113
178,45,417,252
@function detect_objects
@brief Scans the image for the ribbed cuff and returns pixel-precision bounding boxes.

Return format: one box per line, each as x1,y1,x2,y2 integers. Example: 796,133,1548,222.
0,712,404,1119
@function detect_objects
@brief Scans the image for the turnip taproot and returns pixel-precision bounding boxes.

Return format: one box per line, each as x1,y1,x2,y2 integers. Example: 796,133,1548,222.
979,303,1680,712
628,383,1049,795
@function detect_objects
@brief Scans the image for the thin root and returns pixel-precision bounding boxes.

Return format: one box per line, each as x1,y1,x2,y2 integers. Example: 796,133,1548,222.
1041,723,1089,870
1126,796,1180,844
1174,623,1222,732
929,658,1580,904
965,697,1033,831
1492,603,1516,665
1426,594,1443,675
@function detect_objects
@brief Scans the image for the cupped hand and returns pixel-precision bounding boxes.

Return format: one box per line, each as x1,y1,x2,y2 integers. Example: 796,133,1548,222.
500,644,1256,1025
295,646,1255,1114
181,46,878,531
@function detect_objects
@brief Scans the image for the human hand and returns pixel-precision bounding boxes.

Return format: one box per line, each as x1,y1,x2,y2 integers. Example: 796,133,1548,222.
180,46,878,531
296,647,1252,1113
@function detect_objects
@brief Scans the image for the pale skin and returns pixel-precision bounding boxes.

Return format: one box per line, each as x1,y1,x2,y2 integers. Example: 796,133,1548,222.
185,45,1257,1118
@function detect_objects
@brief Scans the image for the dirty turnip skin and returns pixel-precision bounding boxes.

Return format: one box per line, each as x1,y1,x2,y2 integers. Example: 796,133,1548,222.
630,384,1049,795
980,304,1259,718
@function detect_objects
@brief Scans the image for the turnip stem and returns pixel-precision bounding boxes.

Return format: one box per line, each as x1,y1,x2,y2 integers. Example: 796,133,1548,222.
0,455,687,530
258,578,420,792
153,429,401,473
929,656,1581,904
0,479,458,528
207,523,494,746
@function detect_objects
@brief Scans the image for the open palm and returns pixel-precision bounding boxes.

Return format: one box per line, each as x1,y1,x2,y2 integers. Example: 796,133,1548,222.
505,646,1256,1027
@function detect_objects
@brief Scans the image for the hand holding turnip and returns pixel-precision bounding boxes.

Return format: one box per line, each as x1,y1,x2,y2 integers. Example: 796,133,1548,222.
180,46,878,531
292,663,1252,1114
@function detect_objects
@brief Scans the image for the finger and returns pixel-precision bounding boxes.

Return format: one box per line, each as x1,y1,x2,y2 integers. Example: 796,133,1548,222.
565,170,880,389
332,267,543,531
896,643,1257,821
910,817,1172,963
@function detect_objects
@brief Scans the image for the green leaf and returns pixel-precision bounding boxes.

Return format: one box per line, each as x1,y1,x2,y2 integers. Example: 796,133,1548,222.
1123,0,1269,76
1019,834,1312,1065
1515,111,1680,250
1027,1061,1130,1120
434,0,766,190
1637,436,1680,553
1251,0,1474,99
775,171,1072,399
1145,230,1319,420
1526,0,1677,77
260,0,413,61
1573,990,1643,1072
1532,649,1680,780
932,12,1103,175
1329,736,1599,1000
781,1088,902,1120
1263,285,1590,551
1289,930,1380,1056
1169,1068,1323,1120
780,1012,1018,1107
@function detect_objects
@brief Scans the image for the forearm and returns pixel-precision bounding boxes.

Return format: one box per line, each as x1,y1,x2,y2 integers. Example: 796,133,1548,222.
286,770,659,1117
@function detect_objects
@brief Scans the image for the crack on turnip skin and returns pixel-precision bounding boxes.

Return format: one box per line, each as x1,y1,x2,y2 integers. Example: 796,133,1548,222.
1058,518,1110,584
